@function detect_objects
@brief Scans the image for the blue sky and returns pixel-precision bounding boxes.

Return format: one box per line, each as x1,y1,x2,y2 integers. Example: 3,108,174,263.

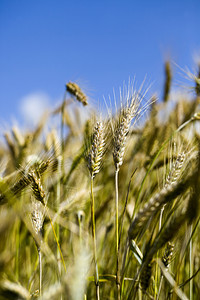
0,0,199,128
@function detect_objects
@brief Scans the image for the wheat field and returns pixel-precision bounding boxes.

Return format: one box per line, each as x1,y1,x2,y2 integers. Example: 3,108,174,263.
0,62,200,300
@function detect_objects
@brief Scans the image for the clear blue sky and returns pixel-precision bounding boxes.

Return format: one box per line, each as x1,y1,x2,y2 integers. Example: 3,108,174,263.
0,0,199,127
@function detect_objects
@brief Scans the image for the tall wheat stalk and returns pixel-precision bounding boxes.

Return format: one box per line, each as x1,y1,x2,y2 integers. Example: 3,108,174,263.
86,120,105,300
112,82,149,298
30,169,67,298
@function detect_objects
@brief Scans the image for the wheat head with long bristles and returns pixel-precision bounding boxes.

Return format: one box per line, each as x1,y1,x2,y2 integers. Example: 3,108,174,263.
87,121,105,179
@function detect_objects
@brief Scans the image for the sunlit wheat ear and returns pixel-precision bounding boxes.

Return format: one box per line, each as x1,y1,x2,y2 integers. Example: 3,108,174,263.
165,152,185,187
38,158,52,175
0,169,28,204
31,199,45,237
24,154,51,178
85,119,105,300
11,171,31,196
112,84,148,171
113,107,134,170
66,81,88,106
128,151,187,240
28,171,46,205
128,171,192,241
87,121,105,178
7,156,51,201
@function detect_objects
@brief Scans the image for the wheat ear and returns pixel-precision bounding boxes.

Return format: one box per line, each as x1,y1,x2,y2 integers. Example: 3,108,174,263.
87,121,105,179
128,171,191,241
66,82,88,106
163,61,172,102
0,159,51,205
165,152,185,187
113,94,140,299
29,171,67,276
113,108,133,297
86,121,105,300
113,107,134,171
159,152,186,231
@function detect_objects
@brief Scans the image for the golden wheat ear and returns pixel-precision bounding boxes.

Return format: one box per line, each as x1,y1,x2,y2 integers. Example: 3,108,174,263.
86,121,105,179
66,82,88,106
31,199,45,237
113,107,134,171
112,81,152,171
163,61,172,102
28,171,46,205
128,170,192,241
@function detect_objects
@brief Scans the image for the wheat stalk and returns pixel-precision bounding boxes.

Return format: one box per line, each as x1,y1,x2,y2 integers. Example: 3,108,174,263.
29,169,67,296
112,86,151,299
86,120,105,300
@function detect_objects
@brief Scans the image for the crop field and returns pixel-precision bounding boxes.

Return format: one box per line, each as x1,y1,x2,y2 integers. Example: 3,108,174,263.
0,62,200,299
